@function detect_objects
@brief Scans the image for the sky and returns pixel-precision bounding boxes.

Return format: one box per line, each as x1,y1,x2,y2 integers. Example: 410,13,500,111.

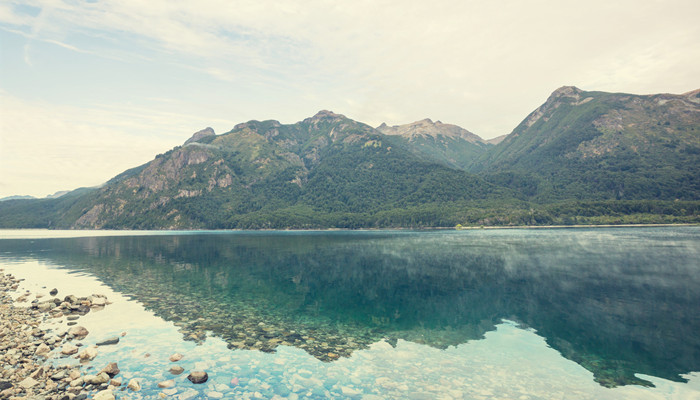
1,0,699,198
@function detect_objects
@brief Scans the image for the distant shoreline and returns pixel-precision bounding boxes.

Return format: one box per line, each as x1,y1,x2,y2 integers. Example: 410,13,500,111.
0,223,698,240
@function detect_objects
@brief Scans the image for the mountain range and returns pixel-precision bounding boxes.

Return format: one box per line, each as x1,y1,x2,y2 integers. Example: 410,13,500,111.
1,86,698,229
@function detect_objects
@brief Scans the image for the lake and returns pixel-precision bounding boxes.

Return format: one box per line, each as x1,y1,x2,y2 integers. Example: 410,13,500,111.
1,227,699,399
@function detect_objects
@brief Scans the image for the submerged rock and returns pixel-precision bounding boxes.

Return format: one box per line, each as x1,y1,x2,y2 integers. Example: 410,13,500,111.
158,379,175,388
96,336,120,346
187,371,208,384
169,365,185,375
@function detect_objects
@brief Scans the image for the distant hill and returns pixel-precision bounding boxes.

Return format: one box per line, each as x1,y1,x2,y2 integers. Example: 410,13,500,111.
0,195,35,202
472,86,700,201
1,87,698,229
377,118,490,169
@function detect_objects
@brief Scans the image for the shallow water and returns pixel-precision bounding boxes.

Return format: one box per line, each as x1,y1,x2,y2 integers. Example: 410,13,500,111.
1,227,699,399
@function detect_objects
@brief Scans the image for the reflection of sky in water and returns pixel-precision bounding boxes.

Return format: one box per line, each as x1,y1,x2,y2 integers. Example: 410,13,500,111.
2,231,700,399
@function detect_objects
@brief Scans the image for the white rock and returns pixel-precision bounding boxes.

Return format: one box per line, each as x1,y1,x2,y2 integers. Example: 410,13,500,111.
19,377,39,389
127,378,141,391
91,297,107,306
93,389,115,400
78,346,98,361
35,343,51,356
61,343,79,355
158,379,175,388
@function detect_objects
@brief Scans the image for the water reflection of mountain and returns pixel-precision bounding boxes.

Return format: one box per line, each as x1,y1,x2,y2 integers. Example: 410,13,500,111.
1,229,698,388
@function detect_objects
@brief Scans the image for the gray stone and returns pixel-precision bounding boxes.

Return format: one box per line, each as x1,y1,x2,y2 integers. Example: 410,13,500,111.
68,325,89,339
101,362,120,378
169,365,184,375
96,337,119,346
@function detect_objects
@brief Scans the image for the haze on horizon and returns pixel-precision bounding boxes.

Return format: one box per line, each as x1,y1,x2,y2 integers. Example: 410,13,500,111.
1,0,699,198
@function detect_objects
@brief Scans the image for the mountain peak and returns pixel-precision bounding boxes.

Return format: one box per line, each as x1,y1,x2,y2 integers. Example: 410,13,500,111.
305,110,345,123
548,86,583,101
184,127,215,145
377,119,483,143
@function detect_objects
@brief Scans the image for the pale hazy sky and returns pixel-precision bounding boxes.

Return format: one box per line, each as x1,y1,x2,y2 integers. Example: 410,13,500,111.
1,0,699,197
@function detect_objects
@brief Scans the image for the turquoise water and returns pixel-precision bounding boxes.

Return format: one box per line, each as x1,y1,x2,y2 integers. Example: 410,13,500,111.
1,227,699,399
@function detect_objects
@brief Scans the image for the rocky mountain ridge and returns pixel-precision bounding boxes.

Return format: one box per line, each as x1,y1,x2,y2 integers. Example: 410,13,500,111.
1,86,698,229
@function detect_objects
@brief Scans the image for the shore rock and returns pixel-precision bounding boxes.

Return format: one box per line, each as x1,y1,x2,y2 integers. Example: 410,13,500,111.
78,346,98,361
68,325,89,339
187,371,208,384
127,378,141,391
158,379,175,388
169,352,183,362
96,336,120,346
35,342,51,356
93,389,115,400
169,365,185,375
101,362,120,378
61,343,79,355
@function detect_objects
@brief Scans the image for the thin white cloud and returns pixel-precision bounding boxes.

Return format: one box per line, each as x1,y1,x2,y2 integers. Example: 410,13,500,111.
0,0,699,197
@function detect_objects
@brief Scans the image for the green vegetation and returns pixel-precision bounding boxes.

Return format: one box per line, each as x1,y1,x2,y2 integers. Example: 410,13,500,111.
0,88,698,230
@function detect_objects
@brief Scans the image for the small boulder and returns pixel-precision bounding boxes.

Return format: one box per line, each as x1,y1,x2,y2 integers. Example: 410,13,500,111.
91,297,106,307
19,377,39,389
78,346,98,361
35,343,51,357
93,389,115,400
49,288,58,296
61,343,79,355
101,362,120,378
84,372,110,385
169,365,184,375
127,378,141,392
169,353,183,362
187,371,208,384
96,337,120,346
68,325,89,339
157,379,175,388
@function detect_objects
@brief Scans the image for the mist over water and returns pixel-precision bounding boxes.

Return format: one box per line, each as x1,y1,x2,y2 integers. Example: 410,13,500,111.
1,227,699,397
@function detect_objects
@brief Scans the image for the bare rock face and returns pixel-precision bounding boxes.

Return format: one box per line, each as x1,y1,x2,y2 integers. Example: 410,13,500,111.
187,371,209,384
377,118,485,143
184,127,215,146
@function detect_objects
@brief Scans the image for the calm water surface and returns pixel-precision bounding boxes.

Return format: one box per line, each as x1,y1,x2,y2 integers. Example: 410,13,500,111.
1,227,699,399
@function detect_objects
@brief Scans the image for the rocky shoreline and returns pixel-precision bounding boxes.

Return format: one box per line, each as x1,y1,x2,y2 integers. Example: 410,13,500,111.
0,270,210,400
